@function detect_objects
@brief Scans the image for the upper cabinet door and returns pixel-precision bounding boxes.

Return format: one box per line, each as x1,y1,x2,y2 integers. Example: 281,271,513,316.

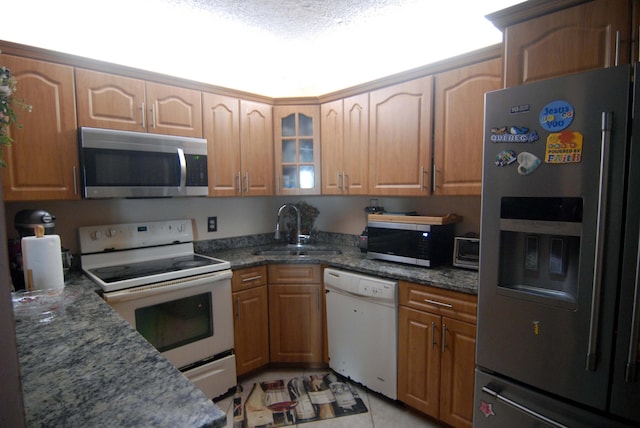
145,82,202,138
369,76,433,196
76,69,203,138
321,93,370,195
240,100,273,196
76,68,146,132
1,54,79,201
433,57,502,196
273,105,321,195
320,99,344,195
499,0,630,87
203,92,240,196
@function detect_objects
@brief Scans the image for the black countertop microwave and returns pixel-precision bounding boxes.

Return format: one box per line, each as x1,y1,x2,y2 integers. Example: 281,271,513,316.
78,127,208,198
366,220,454,267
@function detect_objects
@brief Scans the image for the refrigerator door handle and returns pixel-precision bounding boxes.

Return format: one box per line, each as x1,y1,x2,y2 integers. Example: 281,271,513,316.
625,226,640,383
481,385,569,428
586,112,613,371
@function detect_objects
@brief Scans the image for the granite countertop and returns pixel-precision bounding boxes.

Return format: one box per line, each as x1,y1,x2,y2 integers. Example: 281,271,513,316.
201,243,478,295
13,275,226,428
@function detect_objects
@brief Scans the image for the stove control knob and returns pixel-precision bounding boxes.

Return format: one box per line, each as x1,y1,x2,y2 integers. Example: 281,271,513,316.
106,228,117,238
177,223,185,233
91,230,103,240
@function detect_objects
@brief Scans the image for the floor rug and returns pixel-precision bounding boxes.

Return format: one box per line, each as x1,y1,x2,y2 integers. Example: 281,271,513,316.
238,373,368,427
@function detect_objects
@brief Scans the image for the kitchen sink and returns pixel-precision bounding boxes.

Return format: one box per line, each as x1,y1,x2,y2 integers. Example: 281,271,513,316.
253,246,342,256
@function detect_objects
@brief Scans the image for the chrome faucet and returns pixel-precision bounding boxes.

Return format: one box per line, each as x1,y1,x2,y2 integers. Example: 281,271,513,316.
275,203,302,246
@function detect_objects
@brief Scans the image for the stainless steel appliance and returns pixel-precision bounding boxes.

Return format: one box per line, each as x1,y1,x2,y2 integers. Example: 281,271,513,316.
324,268,398,399
476,64,640,427
366,216,455,267
78,127,208,198
453,236,479,270
79,219,236,399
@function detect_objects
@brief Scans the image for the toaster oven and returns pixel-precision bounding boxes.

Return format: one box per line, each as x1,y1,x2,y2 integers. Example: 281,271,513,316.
453,237,480,270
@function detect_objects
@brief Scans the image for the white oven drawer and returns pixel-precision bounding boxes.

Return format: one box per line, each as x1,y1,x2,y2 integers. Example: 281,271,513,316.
183,354,237,399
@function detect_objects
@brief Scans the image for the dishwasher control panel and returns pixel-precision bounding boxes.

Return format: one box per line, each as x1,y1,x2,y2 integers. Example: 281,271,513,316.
324,268,397,304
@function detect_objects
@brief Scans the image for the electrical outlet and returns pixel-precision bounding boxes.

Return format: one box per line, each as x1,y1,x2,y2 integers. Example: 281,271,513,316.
207,216,217,232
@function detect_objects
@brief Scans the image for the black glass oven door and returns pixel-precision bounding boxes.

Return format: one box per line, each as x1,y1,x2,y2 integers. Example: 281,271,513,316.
134,292,213,353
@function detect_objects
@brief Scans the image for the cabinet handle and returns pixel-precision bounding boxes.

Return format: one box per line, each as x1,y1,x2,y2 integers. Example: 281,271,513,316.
431,321,437,350
421,166,430,192
140,102,146,128
336,172,341,191
442,323,448,353
236,172,242,193
150,104,156,128
316,288,320,311
433,168,442,189
72,166,78,195
615,30,621,67
245,172,249,193
242,275,263,283
342,171,348,192
424,298,453,308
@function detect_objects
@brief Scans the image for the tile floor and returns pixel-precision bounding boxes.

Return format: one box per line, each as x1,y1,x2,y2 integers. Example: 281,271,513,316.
214,368,446,428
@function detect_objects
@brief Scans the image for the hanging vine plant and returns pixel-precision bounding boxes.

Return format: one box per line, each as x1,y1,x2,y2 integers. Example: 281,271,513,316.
0,63,32,167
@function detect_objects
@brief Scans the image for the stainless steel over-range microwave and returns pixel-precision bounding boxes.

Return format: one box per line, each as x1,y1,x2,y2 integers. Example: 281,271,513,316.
78,127,208,198
366,220,454,267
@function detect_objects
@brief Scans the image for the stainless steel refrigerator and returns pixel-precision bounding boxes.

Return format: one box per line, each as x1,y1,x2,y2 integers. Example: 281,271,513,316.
476,64,640,427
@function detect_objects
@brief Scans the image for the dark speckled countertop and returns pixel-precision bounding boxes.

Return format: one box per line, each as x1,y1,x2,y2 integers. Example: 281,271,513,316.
196,236,478,295
13,276,226,428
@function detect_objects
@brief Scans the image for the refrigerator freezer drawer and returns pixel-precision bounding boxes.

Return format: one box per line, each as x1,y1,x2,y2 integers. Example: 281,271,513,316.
474,369,630,428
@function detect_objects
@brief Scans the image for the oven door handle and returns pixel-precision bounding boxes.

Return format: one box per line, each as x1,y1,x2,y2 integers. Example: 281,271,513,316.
103,270,232,304
177,147,187,194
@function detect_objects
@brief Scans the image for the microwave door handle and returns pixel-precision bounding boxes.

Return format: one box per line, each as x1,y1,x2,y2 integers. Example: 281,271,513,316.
177,148,187,194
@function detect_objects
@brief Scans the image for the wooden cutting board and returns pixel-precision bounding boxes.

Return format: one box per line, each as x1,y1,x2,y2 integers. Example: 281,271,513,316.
367,213,462,225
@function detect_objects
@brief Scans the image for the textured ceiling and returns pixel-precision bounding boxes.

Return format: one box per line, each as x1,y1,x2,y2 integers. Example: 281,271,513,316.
2,0,523,96
165,0,420,40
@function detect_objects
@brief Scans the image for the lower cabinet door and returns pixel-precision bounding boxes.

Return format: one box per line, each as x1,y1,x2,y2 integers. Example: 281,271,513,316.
439,317,476,428
233,286,269,376
397,306,442,418
268,283,322,363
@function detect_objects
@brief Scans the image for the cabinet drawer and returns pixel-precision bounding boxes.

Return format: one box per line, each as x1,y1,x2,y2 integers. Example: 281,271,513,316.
399,281,477,324
268,264,321,284
232,265,268,292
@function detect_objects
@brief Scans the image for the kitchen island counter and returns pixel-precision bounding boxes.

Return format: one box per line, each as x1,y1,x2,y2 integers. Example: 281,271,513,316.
203,243,478,295
13,277,226,428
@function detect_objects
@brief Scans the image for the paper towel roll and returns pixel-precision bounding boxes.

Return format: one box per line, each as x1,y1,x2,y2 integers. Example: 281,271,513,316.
21,226,65,291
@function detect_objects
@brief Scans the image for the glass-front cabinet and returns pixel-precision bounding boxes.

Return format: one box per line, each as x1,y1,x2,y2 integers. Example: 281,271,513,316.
273,105,321,194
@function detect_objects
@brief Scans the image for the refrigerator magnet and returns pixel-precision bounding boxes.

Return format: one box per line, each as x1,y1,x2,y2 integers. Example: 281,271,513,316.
495,150,517,166
545,131,583,163
539,100,574,131
517,152,541,175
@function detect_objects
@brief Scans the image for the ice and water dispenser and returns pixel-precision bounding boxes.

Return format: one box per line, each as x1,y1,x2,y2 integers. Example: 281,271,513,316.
497,197,583,308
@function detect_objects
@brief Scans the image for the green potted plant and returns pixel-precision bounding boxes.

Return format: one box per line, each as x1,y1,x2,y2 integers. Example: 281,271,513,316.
0,64,31,167
283,200,319,244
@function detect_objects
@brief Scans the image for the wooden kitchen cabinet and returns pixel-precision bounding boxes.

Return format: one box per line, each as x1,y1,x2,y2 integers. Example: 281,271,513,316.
488,0,632,87
76,68,202,137
321,93,369,195
273,105,321,195
432,57,502,196
268,264,323,364
1,54,80,201
232,265,269,376
398,281,477,428
203,95,273,196
368,76,433,195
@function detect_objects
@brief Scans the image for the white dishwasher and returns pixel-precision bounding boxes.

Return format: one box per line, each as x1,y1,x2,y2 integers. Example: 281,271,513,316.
324,268,398,400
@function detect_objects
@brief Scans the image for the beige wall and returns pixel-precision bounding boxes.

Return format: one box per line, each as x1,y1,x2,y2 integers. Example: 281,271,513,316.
5,195,480,255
